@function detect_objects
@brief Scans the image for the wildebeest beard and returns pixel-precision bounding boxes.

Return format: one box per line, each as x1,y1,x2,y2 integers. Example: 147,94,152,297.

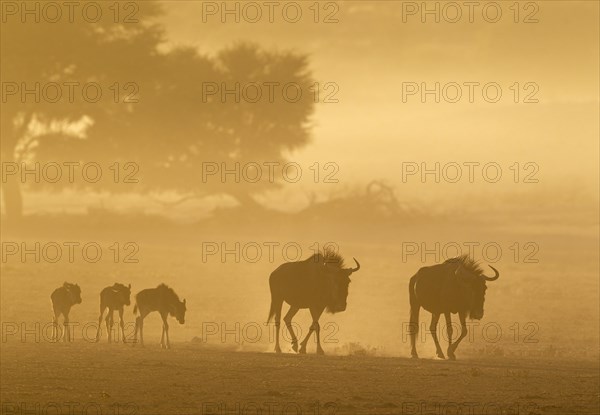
450,255,497,320
326,297,348,313
324,273,350,314
469,307,484,320
469,293,485,320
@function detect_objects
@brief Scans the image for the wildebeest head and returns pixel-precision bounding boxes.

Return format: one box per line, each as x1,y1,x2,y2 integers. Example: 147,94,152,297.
174,299,187,324
65,282,82,304
158,284,186,324
125,284,132,305
455,262,499,320
117,283,132,306
324,257,361,313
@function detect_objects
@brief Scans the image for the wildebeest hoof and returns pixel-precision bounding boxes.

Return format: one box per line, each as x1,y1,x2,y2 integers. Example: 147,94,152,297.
448,353,456,360
436,352,446,359
316,348,325,355
299,346,307,354
411,353,419,359
275,346,282,353
291,341,298,353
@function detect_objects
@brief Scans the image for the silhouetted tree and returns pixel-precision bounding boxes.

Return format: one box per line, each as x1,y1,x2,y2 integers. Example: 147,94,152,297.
1,2,314,219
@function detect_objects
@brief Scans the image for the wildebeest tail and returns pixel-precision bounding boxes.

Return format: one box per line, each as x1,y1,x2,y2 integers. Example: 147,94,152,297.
133,303,138,315
267,275,283,324
408,275,419,335
267,299,277,324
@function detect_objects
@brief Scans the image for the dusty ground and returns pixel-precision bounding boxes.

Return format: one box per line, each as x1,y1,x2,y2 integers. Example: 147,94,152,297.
1,341,598,415
1,220,598,414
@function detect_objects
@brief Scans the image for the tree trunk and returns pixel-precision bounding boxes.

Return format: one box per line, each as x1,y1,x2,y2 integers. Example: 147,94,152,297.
1,147,23,222
1,170,23,221
1,116,27,222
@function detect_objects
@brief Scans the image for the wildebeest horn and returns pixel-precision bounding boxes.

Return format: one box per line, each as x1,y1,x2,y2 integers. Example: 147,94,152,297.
351,258,360,272
483,265,500,281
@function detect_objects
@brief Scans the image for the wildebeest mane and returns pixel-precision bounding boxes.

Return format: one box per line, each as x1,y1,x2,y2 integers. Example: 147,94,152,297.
445,254,484,276
63,282,80,293
112,283,129,291
307,247,345,269
156,283,181,301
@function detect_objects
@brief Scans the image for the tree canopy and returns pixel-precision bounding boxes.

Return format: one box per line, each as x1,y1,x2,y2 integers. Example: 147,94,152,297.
1,1,314,217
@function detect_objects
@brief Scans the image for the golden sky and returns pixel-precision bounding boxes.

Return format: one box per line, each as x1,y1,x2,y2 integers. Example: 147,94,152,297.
159,1,599,198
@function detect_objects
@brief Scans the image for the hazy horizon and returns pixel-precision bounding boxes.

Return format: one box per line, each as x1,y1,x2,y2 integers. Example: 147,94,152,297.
1,2,599,414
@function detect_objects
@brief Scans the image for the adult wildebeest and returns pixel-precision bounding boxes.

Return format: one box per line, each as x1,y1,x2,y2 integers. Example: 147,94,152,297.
50,282,82,342
408,255,499,360
95,283,132,343
267,248,361,354
133,284,186,349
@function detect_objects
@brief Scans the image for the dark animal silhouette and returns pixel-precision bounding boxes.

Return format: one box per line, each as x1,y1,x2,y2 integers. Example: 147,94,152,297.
267,248,361,354
133,284,186,349
408,255,500,360
50,282,82,342
95,283,132,343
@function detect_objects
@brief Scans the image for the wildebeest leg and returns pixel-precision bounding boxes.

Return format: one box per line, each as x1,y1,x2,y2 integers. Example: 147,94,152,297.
271,297,284,353
409,305,420,358
165,321,171,349
160,311,170,349
133,315,139,345
160,312,166,347
52,310,60,342
96,304,106,342
312,307,326,355
448,311,467,360
64,311,71,342
430,313,444,359
283,306,300,352
299,307,324,354
134,310,147,347
106,309,114,343
269,293,283,353
138,314,145,346
444,313,453,359
118,307,126,343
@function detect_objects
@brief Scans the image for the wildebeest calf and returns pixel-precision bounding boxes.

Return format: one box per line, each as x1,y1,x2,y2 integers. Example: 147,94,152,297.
50,282,82,342
133,284,186,349
95,283,132,343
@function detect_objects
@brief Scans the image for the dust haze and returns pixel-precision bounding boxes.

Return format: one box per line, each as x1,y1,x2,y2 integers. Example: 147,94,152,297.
1,1,598,414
